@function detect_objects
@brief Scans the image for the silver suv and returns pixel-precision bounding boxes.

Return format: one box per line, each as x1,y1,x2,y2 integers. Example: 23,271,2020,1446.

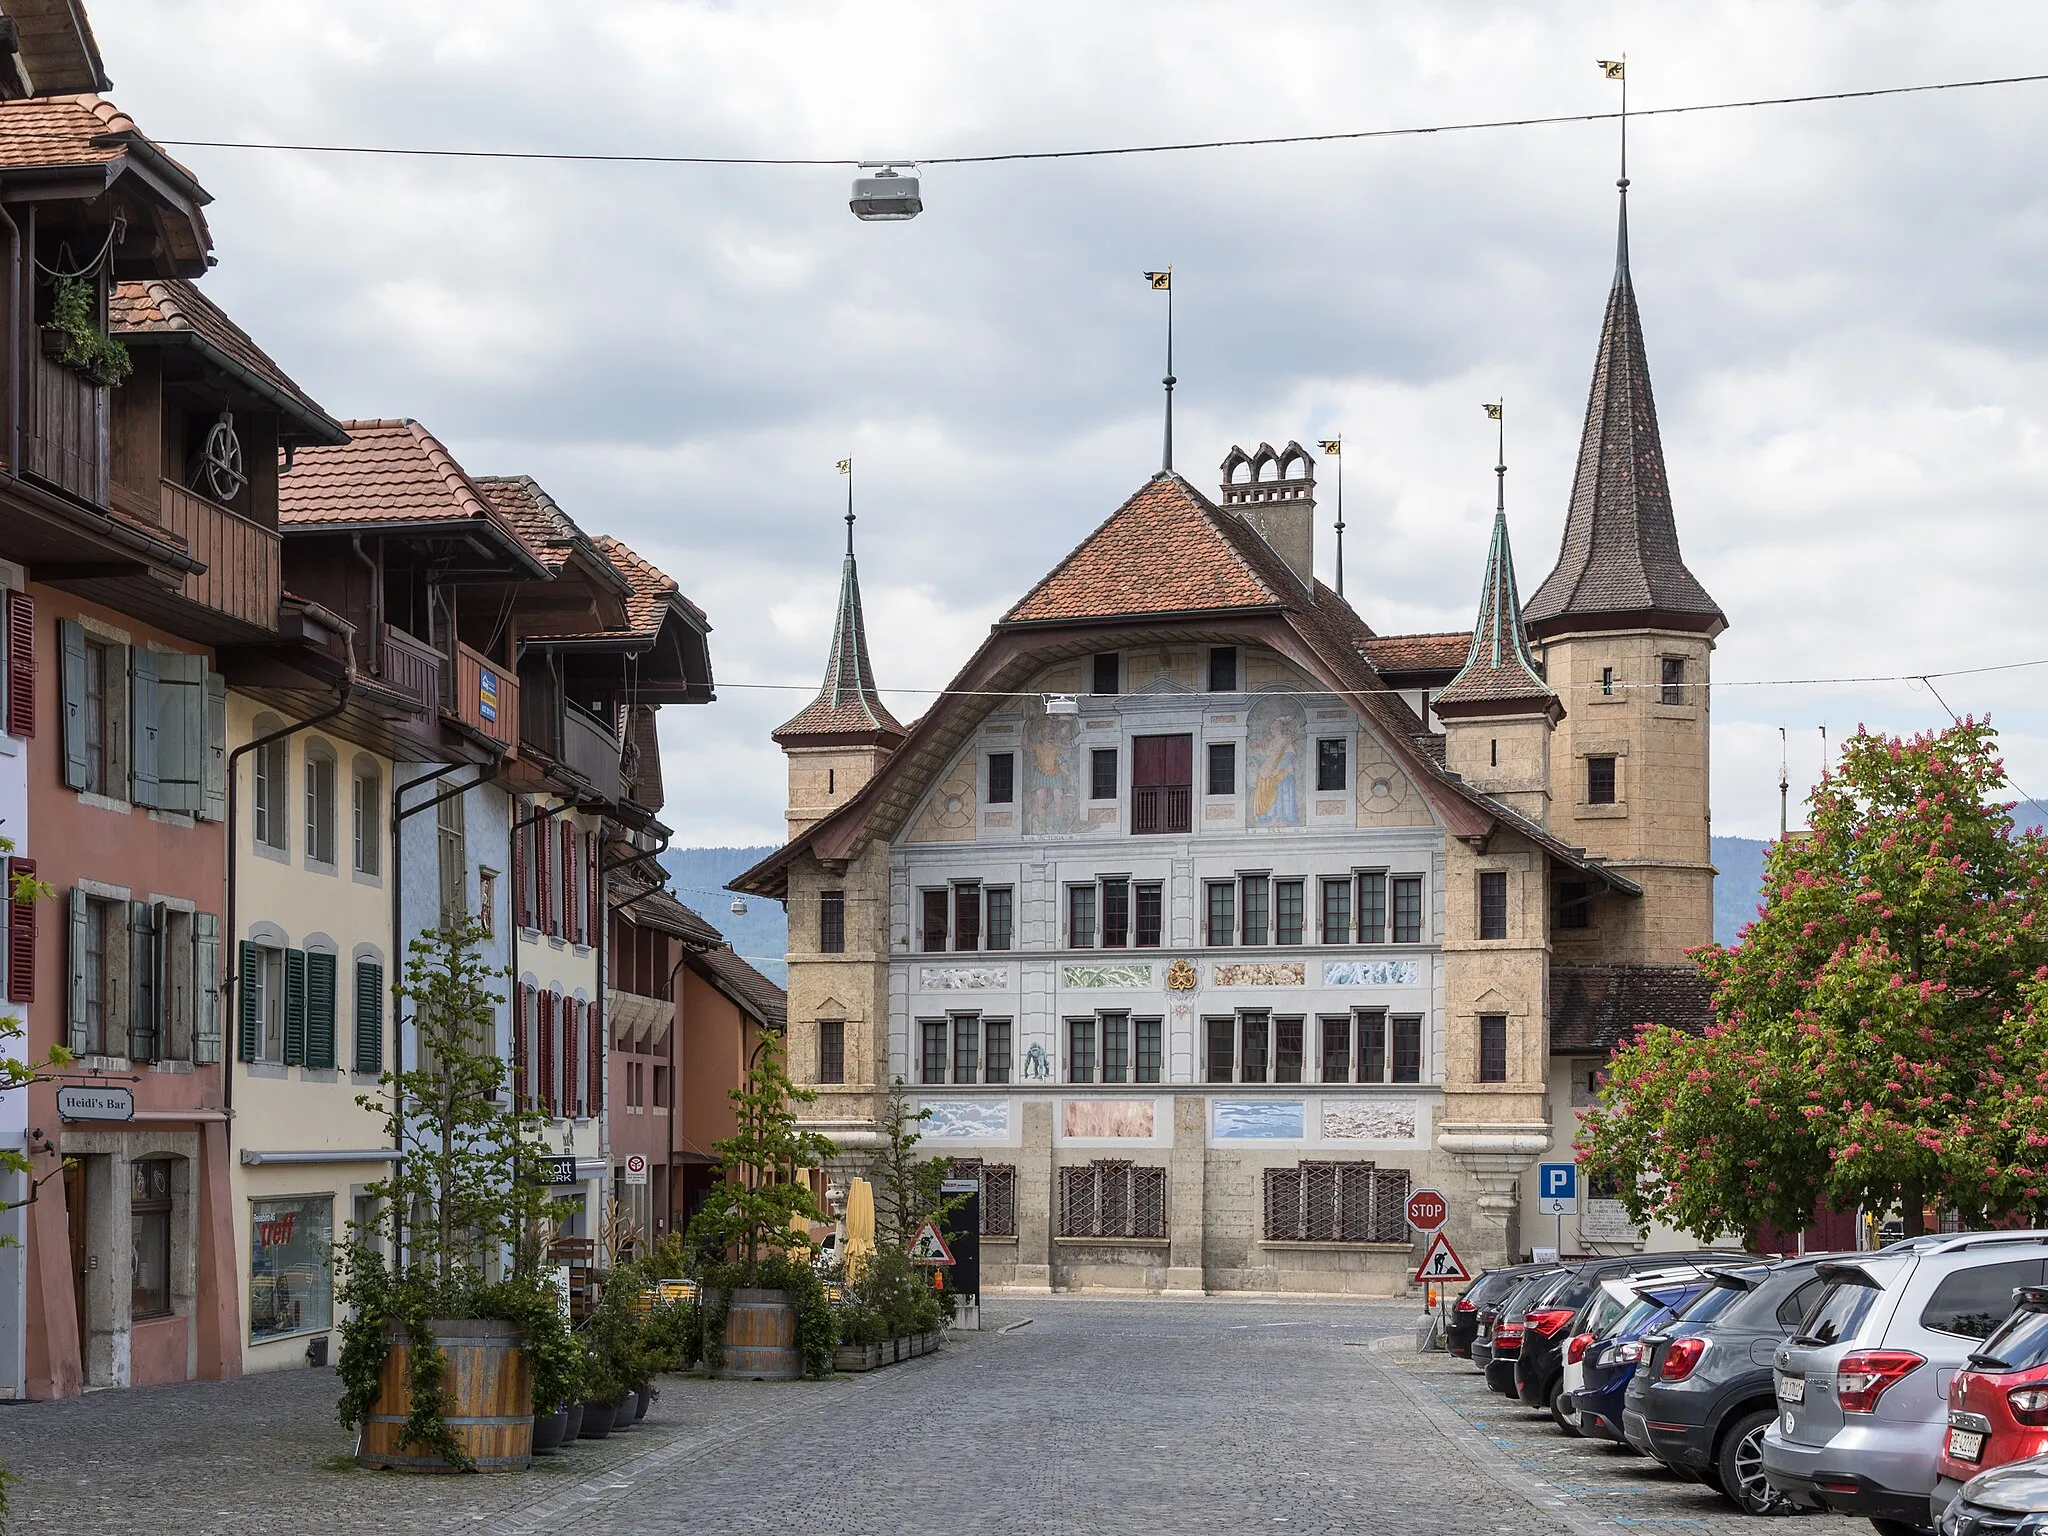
1763,1234,2048,1533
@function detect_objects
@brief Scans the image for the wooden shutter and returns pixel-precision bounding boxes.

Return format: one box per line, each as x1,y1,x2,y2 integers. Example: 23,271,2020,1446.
199,672,227,822
305,950,337,1069
4,590,33,739
64,887,87,1052
537,815,553,936
283,947,308,1066
559,820,574,942
587,996,603,1116
59,620,87,790
4,857,34,1003
353,958,384,1075
586,829,599,949
537,990,557,1117
514,799,533,929
192,912,221,1064
513,981,531,1108
562,996,580,1118
127,900,162,1062
237,941,261,1062
154,652,205,814
129,646,159,807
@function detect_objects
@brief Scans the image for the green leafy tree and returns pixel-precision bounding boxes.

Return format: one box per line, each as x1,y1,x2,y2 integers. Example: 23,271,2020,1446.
687,1032,837,1266
868,1075,958,1245
1579,720,2048,1242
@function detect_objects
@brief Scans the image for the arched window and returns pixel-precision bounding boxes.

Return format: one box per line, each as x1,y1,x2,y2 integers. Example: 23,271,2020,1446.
350,755,382,876
304,738,338,867
251,714,288,853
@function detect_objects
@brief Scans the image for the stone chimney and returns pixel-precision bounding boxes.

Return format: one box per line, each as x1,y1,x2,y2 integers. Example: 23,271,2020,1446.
1219,441,1315,588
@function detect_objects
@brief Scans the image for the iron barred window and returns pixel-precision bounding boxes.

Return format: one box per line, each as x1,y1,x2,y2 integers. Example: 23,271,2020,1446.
1479,1013,1509,1082
1059,1160,1166,1239
950,1158,1018,1237
1262,1162,1411,1243
818,1019,845,1084
818,890,845,953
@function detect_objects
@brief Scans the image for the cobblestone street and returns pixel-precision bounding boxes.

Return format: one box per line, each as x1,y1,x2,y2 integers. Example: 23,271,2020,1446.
0,1298,1871,1535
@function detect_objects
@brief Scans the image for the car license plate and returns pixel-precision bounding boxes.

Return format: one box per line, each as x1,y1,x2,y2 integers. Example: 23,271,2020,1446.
1949,1428,1985,1463
1777,1376,1805,1403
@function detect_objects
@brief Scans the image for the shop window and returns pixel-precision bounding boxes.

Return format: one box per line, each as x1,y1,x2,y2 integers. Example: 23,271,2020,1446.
131,1158,174,1319
249,1194,333,1342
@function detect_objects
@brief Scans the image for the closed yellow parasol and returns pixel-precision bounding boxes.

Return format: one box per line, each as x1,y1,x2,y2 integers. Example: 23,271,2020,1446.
843,1177,876,1281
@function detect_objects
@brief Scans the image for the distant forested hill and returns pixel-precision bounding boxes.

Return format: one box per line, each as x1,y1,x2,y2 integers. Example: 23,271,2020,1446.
659,847,786,986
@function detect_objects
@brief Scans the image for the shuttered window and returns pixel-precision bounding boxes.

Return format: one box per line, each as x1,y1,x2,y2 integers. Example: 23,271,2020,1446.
560,820,577,944
237,940,261,1062
283,948,308,1067
5,856,35,1003
200,674,226,822
4,590,33,738
437,792,467,928
305,950,337,1069
536,813,553,936
127,901,157,1061
514,799,534,929
512,982,533,1108
537,990,558,1116
193,913,221,1064
587,998,604,1116
353,958,384,1075
151,651,207,815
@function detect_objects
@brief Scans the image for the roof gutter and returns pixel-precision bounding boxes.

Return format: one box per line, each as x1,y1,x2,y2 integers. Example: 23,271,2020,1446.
117,330,347,445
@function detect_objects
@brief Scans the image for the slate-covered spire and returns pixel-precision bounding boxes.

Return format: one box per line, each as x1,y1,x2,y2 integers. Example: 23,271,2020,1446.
1522,181,1726,639
772,508,905,745
1434,444,1559,721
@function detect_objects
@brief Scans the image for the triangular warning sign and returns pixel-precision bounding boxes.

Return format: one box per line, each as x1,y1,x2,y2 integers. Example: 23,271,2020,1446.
1413,1231,1471,1284
907,1221,955,1265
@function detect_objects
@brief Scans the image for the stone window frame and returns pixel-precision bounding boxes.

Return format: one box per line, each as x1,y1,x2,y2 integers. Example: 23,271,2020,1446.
1574,740,1630,820
301,736,340,874
1476,869,1510,941
249,713,291,863
1653,649,1703,719
1057,1159,1166,1241
349,755,383,884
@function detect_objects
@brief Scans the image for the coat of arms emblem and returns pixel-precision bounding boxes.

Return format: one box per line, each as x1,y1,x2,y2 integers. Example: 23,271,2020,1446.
1166,959,1198,992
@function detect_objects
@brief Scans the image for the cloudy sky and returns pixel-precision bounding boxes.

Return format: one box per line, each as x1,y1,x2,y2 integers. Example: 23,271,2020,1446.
94,1,2048,847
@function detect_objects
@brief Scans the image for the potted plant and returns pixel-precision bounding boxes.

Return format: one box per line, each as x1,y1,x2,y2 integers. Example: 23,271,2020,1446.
335,921,574,1473
42,274,132,387
683,1034,839,1380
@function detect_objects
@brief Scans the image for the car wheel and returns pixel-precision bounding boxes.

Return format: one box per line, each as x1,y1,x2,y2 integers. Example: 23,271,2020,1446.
1549,1379,1579,1436
1716,1409,1794,1517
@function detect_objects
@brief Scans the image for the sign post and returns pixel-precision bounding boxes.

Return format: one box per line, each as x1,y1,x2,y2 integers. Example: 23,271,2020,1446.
623,1153,648,1187
1405,1187,1451,1347
1537,1162,1578,1260
1414,1231,1471,1285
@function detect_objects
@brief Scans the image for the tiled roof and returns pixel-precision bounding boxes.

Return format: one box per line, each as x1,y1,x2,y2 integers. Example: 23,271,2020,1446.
609,880,724,947
692,945,787,1030
775,522,904,742
1524,195,1725,637
1549,962,1715,1054
1006,473,1287,623
1434,512,1558,715
110,278,345,444
474,475,583,572
591,535,697,638
1361,632,1472,675
0,93,201,189
278,420,535,568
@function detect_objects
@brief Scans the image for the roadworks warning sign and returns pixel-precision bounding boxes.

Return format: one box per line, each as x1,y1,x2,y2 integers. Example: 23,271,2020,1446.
907,1221,956,1265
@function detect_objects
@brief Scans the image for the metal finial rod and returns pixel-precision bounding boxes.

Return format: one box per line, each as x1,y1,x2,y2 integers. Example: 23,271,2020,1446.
1780,725,1789,838
1333,433,1345,597
1494,399,1506,515
844,458,855,554
1161,272,1175,475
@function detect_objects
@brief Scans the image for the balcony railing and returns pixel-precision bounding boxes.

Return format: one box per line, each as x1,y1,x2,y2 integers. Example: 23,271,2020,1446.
450,640,518,751
1131,784,1191,835
561,701,622,802
25,349,108,507
376,624,440,712
158,478,279,630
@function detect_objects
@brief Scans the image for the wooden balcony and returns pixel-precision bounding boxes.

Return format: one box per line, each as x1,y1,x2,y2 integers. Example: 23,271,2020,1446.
1131,784,1191,835
24,350,108,507
158,478,279,631
375,624,440,713
561,700,622,802
450,640,518,752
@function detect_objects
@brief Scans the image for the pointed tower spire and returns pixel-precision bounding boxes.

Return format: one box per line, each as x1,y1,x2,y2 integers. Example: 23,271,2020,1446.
1522,136,1724,640
773,480,905,749
1435,411,1560,721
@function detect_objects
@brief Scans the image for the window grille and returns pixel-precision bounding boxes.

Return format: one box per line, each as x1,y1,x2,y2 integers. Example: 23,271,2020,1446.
1263,1162,1410,1242
952,1158,1017,1237
1059,1159,1165,1239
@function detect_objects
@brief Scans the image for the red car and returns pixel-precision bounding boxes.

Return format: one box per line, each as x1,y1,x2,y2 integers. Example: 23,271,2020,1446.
1934,1285,2048,1517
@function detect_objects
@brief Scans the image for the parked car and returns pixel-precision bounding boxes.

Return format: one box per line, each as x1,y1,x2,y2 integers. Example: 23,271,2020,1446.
1489,1269,1573,1397
1625,1257,1832,1516
1516,1251,1752,1424
1934,1287,2048,1521
1474,1265,1562,1373
1764,1234,2048,1534
1451,1265,1550,1360
1576,1278,1717,1444
1936,1453,2048,1536
1560,1278,1646,1434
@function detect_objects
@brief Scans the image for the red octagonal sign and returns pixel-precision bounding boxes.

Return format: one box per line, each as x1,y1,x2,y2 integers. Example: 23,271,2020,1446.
1406,1187,1449,1232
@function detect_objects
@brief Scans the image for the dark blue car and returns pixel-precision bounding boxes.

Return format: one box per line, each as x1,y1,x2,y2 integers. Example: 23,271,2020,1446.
1575,1280,1713,1445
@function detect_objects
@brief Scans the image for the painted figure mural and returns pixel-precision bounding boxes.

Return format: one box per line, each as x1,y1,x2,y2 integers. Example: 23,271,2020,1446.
1246,693,1305,827
1022,697,1086,835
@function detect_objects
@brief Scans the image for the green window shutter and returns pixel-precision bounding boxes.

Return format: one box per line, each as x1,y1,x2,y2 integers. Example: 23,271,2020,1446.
283,947,307,1066
65,887,88,1054
353,959,384,1075
193,913,221,1064
59,621,87,791
305,950,336,1069
199,672,227,822
129,646,159,807
237,940,261,1062
127,900,158,1062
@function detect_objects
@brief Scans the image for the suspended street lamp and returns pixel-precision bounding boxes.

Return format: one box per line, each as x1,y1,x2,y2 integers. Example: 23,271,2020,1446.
850,161,922,221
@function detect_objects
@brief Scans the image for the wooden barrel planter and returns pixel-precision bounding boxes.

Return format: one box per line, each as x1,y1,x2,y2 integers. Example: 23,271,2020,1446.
358,1319,534,1473
715,1288,801,1380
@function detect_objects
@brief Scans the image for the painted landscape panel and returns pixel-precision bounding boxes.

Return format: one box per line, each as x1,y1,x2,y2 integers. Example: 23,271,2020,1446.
1062,1100,1156,1138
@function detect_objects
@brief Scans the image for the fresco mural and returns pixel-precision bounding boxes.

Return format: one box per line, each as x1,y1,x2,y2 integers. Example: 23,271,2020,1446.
1321,1099,1419,1140
1022,697,1086,835
919,1100,1012,1138
1213,1100,1306,1139
1324,960,1423,987
1246,693,1305,828
1062,1100,1157,1138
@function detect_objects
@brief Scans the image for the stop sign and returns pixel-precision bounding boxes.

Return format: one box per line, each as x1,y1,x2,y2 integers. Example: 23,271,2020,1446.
1406,1187,1448,1232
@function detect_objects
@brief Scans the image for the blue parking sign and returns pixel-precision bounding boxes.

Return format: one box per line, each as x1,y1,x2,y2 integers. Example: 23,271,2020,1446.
1537,1162,1577,1213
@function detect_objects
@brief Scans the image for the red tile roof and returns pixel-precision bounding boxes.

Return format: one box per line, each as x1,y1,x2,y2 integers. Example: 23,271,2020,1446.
1360,632,1472,674
1006,473,1287,623
0,93,201,188
110,278,345,444
279,419,525,541
1549,963,1714,1054
474,475,578,572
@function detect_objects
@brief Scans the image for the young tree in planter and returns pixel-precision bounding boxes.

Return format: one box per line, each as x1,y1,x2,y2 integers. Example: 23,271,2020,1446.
1579,720,2048,1241
869,1076,956,1245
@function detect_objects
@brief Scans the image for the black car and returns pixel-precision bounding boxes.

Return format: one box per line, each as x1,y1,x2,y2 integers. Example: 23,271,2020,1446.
1451,1265,1550,1360
1474,1265,1561,1372
1514,1250,1752,1422
1624,1255,1837,1516
1489,1269,1574,1396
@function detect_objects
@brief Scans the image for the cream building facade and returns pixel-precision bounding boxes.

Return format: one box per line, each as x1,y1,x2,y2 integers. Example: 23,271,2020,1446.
738,184,1722,1292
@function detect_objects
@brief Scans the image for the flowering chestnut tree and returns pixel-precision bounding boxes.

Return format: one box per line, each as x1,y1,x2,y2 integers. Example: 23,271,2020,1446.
1578,720,2048,1242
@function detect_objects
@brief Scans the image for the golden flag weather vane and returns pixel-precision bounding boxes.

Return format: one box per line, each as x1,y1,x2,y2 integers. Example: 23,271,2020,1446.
836,458,852,473
1482,402,1502,419
1599,58,1625,80
1317,438,1341,455
1144,270,1171,290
